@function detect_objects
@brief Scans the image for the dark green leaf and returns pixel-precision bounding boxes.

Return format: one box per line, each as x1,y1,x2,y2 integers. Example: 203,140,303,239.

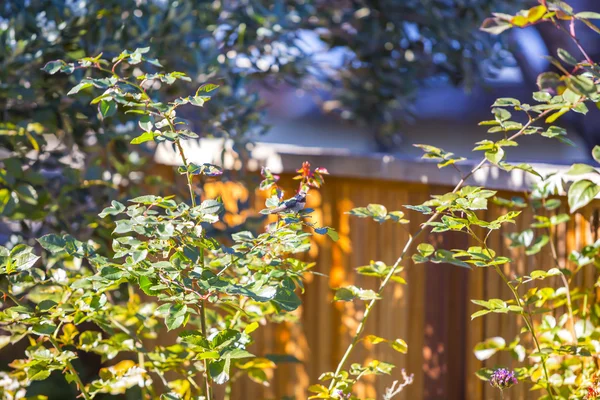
568,179,600,212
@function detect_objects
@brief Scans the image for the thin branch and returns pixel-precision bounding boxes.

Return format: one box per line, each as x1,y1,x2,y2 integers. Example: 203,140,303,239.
328,109,555,396
49,337,92,400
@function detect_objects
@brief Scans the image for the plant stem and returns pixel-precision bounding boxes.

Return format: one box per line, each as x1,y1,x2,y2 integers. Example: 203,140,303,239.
0,289,22,306
194,302,213,399
175,139,197,208
328,226,425,389
328,110,554,392
138,351,149,400
174,130,212,398
493,265,555,400
546,224,577,344
49,337,92,400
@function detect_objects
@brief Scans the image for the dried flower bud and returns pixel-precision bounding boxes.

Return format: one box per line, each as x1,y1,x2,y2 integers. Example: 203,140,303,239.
587,375,600,400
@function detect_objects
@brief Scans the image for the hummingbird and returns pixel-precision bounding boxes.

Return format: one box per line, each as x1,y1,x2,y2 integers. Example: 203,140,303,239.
267,190,307,214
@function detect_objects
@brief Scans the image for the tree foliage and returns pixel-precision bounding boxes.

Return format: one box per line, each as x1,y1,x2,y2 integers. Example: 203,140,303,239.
0,0,524,250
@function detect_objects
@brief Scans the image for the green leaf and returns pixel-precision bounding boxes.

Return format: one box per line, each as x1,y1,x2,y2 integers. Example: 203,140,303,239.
326,228,339,242
493,107,511,122
557,48,578,66
32,323,57,336
272,288,301,311
199,199,223,216
190,96,209,107
210,358,231,385
593,146,600,164
114,220,133,234
525,235,549,256
138,116,154,132
99,100,117,118
42,60,64,74
485,146,504,165
67,82,93,95
492,98,520,107
9,245,40,271
537,72,562,92
474,337,506,361
99,200,126,218
565,163,598,176
244,322,259,334
28,366,51,381
417,243,435,257
196,83,220,93
568,179,600,212
308,384,330,395
471,310,491,320
545,108,570,124
100,266,125,281
404,205,433,214
37,234,67,254
166,304,188,331
533,91,552,102
567,75,596,97
575,12,600,19
390,338,408,354
131,131,155,144
364,335,387,345
499,162,541,178
333,285,381,302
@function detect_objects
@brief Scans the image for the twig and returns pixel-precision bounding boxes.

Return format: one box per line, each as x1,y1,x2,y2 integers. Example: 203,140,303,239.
383,369,414,400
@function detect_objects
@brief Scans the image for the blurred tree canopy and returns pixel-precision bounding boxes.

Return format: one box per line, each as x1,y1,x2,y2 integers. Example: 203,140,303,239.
0,0,523,245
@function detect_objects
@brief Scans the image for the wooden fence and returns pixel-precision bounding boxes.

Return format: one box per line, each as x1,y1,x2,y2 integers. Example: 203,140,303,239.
197,172,600,400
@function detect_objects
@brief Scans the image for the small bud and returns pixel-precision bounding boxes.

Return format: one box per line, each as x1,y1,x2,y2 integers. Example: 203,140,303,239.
586,375,600,400
490,368,518,390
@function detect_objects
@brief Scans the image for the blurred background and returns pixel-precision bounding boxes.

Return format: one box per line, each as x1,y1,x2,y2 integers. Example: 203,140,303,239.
2,0,600,398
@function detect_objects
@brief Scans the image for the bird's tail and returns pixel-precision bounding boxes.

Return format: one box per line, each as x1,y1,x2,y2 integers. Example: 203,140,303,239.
267,205,286,214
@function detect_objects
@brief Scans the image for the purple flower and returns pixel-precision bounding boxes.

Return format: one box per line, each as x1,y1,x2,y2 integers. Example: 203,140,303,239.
490,368,518,390
333,389,350,399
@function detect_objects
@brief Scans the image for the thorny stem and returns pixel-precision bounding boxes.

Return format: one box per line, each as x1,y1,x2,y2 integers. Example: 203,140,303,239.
126,285,150,399
154,77,211,397
493,265,555,399
328,110,555,395
175,139,197,208
176,135,212,398
0,289,22,306
144,77,210,396
108,315,169,390
49,337,92,400
193,301,212,399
